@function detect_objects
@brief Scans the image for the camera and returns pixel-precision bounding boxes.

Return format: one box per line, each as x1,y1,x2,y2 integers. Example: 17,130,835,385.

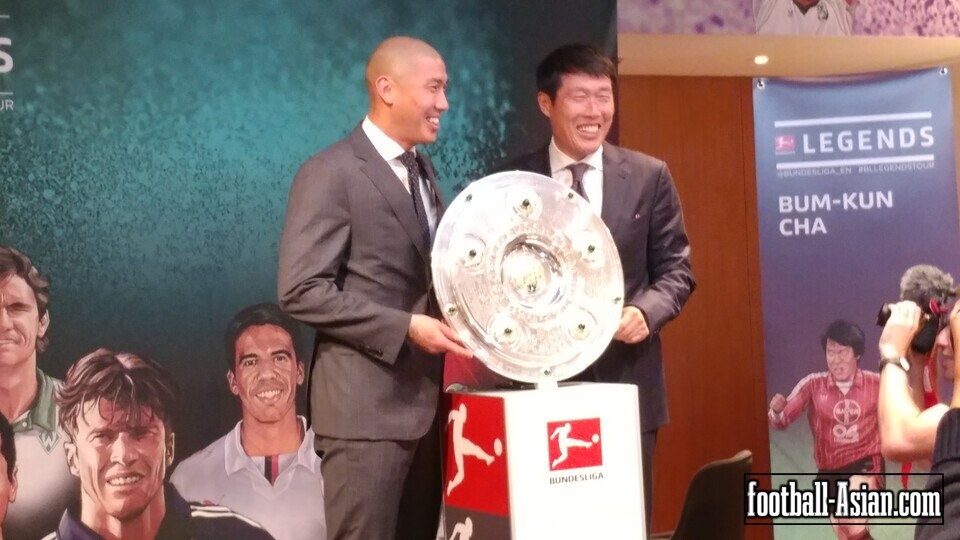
877,265,956,354
876,298,949,354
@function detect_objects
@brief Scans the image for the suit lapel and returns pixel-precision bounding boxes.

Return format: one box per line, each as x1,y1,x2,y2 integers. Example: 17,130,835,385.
538,142,631,236
600,142,631,237
530,145,552,177
350,126,431,263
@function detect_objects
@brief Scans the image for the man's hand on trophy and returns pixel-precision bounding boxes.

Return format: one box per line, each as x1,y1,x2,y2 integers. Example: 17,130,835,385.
613,306,650,344
878,300,922,360
409,314,474,358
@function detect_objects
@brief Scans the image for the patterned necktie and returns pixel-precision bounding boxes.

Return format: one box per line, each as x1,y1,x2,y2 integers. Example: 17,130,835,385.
566,162,591,202
398,151,432,245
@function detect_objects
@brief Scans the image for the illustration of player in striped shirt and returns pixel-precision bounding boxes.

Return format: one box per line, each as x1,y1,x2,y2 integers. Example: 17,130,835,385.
769,320,881,540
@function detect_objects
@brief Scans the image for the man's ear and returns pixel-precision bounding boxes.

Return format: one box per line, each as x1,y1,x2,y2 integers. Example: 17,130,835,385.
296,361,305,386
38,312,50,341
376,75,396,106
227,370,239,396
64,441,80,478
165,432,175,468
537,92,554,118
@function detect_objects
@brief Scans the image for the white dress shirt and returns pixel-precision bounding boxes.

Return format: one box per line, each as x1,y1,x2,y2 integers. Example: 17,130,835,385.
362,117,439,238
548,138,604,215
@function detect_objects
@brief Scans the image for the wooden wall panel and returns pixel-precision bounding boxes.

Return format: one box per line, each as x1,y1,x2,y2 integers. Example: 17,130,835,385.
619,66,960,540
618,76,772,540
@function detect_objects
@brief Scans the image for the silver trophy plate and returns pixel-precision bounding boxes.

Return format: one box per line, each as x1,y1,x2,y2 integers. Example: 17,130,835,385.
432,171,625,384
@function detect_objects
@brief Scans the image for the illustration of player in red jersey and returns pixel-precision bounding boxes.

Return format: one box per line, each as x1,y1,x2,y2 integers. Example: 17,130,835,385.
769,319,881,540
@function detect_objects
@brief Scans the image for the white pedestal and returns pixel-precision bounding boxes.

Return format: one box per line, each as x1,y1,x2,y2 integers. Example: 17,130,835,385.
441,382,645,539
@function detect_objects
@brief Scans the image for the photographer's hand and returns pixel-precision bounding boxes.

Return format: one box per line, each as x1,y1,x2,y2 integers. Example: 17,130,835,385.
949,302,960,407
949,301,960,351
879,300,922,359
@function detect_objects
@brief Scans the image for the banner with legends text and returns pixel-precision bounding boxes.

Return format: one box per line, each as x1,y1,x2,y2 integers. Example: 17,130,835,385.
755,69,960,538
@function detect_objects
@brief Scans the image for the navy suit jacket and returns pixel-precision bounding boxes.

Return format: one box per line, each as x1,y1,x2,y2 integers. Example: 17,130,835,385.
499,142,695,431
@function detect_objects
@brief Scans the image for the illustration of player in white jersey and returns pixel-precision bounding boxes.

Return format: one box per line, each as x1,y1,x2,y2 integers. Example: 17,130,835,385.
447,404,502,496
549,422,598,469
755,0,856,35
768,319,881,540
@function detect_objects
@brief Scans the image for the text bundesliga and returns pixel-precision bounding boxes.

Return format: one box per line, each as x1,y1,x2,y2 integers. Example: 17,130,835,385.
745,480,942,519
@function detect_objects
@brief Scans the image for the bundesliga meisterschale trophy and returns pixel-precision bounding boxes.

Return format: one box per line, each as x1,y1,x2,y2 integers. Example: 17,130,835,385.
432,171,646,539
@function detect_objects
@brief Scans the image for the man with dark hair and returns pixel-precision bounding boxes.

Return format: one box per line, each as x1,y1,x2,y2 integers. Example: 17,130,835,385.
46,349,273,539
818,319,867,358
0,246,77,539
769,319,880,539
171,303,325,540
0,412,18,539
499,43,695,527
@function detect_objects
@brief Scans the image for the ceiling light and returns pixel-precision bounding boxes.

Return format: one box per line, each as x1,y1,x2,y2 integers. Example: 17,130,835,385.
754,55,769,65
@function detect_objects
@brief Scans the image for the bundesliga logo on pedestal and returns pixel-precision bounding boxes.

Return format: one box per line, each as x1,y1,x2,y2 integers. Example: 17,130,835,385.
546,418,604,485
547,418,602,471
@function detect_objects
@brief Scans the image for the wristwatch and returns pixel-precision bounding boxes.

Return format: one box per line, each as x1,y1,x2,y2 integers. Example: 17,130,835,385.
879,355,911,373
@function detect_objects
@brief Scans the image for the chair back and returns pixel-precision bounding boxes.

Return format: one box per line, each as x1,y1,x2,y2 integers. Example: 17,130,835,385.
670,449,753,540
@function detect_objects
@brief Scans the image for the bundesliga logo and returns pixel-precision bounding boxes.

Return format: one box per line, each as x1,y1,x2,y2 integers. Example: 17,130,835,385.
546,418,602,471
775,135,796,155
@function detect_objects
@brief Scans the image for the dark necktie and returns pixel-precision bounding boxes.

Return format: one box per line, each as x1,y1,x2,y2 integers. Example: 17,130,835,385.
566,162,591,202
398,151,432,245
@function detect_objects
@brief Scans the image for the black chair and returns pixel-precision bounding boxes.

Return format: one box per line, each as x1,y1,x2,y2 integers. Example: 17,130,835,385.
650,449,753,540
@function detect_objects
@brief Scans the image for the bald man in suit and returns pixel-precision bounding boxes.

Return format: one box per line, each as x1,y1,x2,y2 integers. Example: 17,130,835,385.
499,44,695,529
278,36,471,540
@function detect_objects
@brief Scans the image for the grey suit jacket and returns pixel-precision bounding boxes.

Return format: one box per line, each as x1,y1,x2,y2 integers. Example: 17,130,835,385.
499,142,695,431
278,124,446,441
